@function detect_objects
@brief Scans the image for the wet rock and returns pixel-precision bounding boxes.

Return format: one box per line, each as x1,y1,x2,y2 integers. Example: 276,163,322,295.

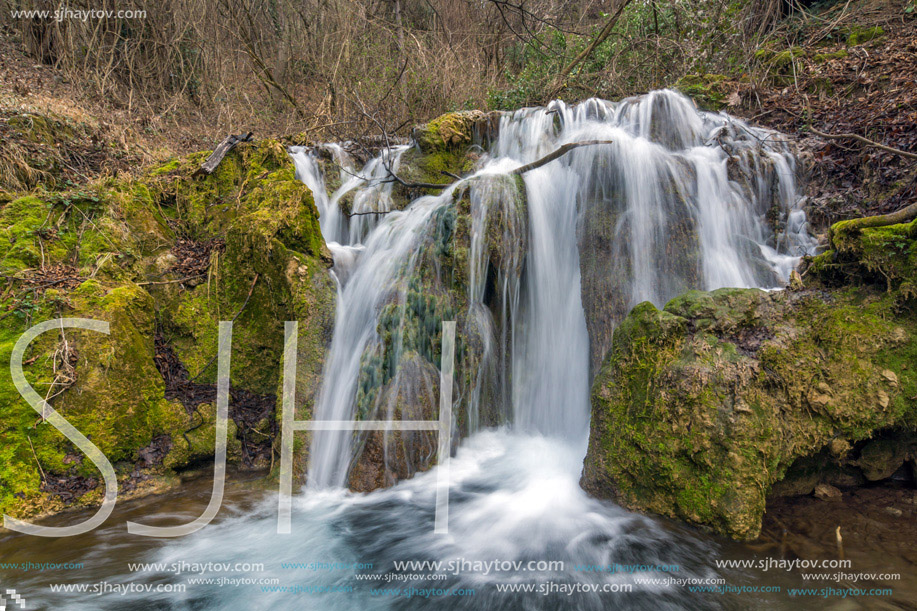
582,283,917,540
814,483,842,501
857,439,908,482
348,353,440,493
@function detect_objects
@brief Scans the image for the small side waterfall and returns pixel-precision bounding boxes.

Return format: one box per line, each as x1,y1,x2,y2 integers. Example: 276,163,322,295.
292,144,408,246
292,89,813,489
304,189,458,487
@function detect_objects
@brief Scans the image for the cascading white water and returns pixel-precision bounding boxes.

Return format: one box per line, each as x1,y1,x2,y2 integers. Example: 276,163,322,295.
292,144,408,247
305,189,459,487
12,90,815,611
293,89,813,488
493,112,593,441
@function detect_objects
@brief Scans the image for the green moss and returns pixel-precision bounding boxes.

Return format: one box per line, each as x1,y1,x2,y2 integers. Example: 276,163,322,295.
846,26,885,46
0,178,173,279
583,284,917,540
0,137,338,516
413,110,486,154
674,74,729,111
163,150,333,395
163,402,241,469
7,114,77,146
0,281,195,518
814,49,849,63
821,218,917,294
754,47,806,85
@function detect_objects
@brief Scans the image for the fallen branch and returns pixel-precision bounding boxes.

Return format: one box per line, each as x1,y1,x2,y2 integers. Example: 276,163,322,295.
830,202,917,246
510,140,614,174
348,140,614,217
138,275,206,286
347,210,393,217
808,127,917,161
194,132,254,177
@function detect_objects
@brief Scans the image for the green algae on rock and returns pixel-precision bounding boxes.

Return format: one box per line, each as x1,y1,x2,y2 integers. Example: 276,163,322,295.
346,174,527,491
582,284,917,540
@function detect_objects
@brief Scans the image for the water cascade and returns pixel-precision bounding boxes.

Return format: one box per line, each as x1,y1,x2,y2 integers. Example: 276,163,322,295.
292,89,813,487
7,90,815,610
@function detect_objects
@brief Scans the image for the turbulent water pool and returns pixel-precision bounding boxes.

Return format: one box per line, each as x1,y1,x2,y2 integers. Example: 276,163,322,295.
3,439,911,609
6,90,908,610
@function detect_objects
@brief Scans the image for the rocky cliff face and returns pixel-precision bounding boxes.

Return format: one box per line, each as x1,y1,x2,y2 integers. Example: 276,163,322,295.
0,140,336,519
582,218,917,540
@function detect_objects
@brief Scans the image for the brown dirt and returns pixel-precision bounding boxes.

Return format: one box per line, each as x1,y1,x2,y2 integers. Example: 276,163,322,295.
731,2,917,230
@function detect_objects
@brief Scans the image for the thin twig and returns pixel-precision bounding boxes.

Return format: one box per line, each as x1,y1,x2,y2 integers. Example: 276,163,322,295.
28,434,46,480
808,127,917,161
138,275,206,286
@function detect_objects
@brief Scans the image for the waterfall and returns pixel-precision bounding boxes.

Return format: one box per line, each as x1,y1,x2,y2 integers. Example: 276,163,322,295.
292,89,813,489
12,91,816,611
304,190,458,487
291,144,408,246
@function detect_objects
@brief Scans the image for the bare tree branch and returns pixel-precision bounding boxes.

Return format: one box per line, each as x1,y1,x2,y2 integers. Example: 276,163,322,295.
345,139,615,218
510,140,614,174
808,127,917,161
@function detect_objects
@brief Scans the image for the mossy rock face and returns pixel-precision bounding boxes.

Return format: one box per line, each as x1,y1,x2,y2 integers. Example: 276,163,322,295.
153,141,336,476
582,285,917,540
816,217,917,296
0,280,197,519
349,353,440,492
390,111,501,209
674,74,729,111
160,142,334,397
347,175,527,490
411,110,492,154
0,138,337,517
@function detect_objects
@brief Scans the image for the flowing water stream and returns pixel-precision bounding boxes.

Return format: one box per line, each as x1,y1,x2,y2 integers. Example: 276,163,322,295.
2,91,833,610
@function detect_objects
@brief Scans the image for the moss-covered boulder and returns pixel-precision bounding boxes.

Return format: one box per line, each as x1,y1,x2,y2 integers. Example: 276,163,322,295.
582,282,917,540
0,138,336,518
674,74,730,111
390,110,503,208
411,110,494,154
